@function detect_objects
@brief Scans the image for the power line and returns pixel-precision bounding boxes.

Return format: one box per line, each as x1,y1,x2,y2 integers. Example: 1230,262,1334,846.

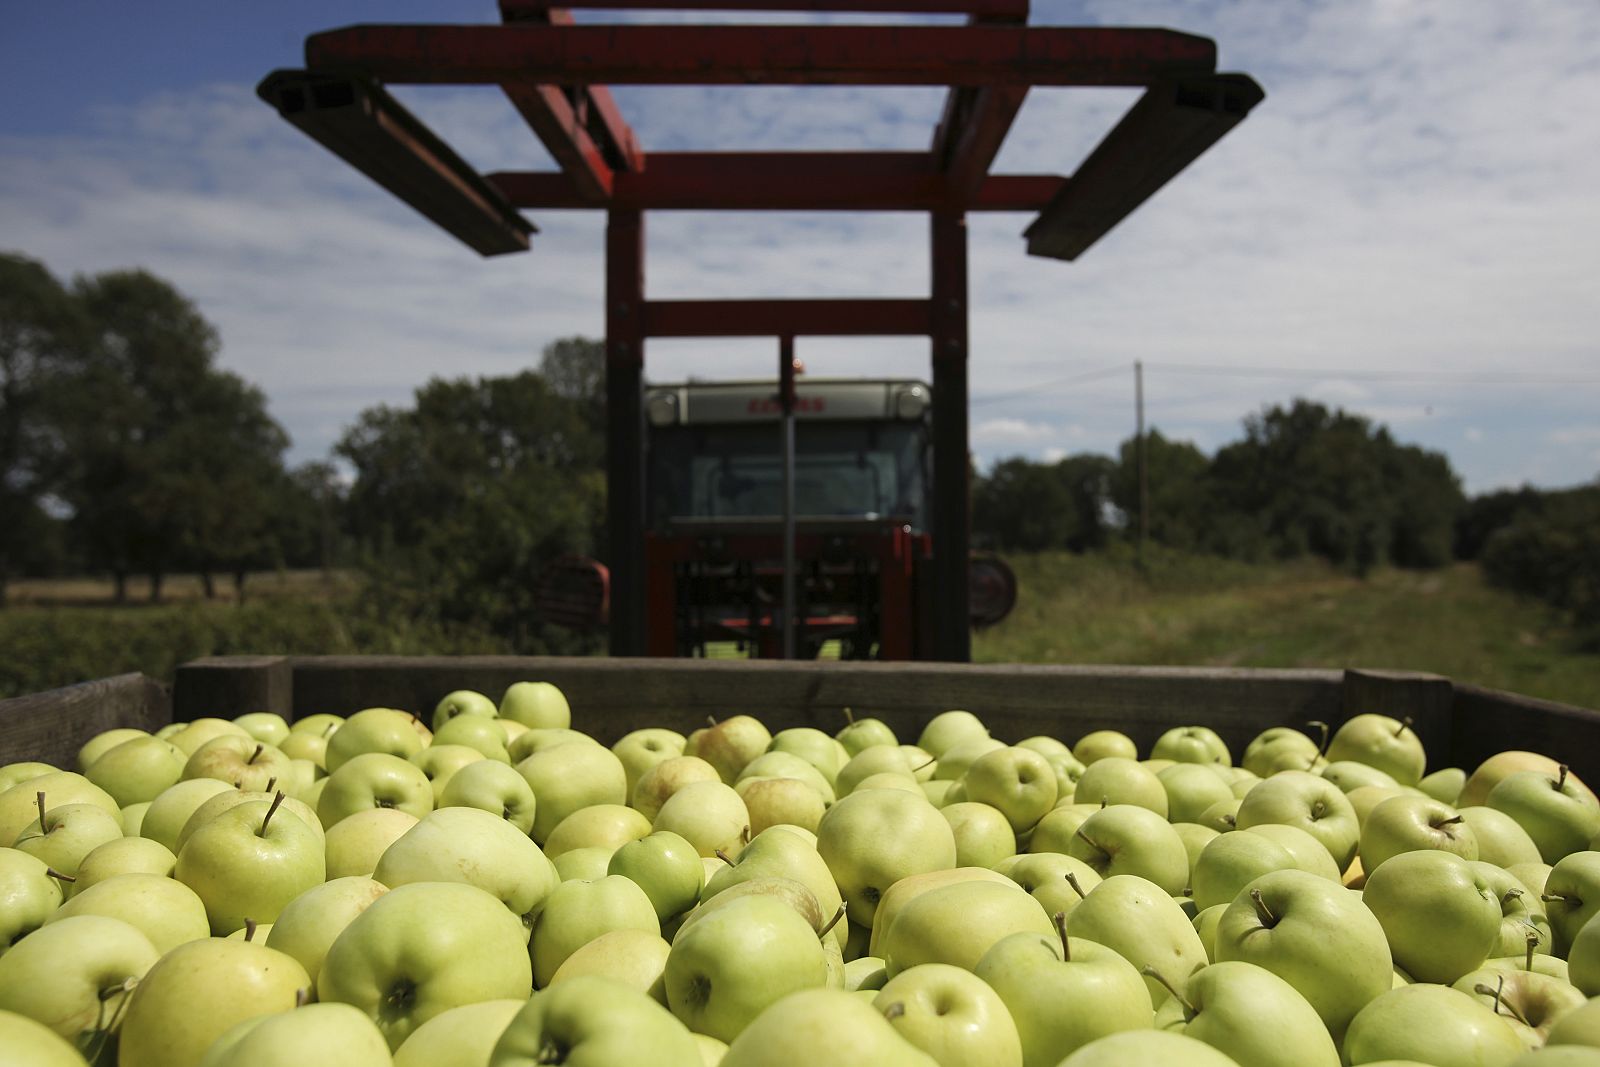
1140,361,1600,386
969,362,1127,406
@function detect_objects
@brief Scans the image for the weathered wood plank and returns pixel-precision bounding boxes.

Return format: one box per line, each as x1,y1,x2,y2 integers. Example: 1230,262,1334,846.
0,673,171,768
1342,668,1455,773
172,656,293,723
1451,683,1600,785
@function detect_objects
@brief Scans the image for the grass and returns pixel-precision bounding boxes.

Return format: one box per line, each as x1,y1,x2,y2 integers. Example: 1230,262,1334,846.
974,547,1600,710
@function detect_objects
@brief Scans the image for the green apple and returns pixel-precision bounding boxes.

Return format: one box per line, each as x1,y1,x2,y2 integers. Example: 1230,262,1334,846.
1461,805,1545,868
78,728,151,772
1151,726,1230,767
1324,713,1426,787
632,756,722,822
1152,959,1338,1067
1461,751,1571,808
916,711,990,760
1341,983,1524,1066
14,801,123,879
498,681,572,730
547,927,672,1004
1241,823,1342,882
1421,766,1468,805
530,874,660,987
654,781,751,858
181,735,293,793
556,848,615,883
139,777,236,854
1071,731,1137,766
684,716,772,785
1320,760,1402,794
1027,804,1101,855
430,715,511,763
608,830,705,923
1362,848,1501,985
0,913,158,1054
719,987,938,1066
0,773,121,847
1213,868,1391,1042
71,835,176,895
85,736,186,807
166,718,253,757
817,788,958,928
874,962,1023,1067
1454,965,1586,1045
46,872,210,954
324,708,428,774
229,712,290,747
1072,758,1167,817
409,745,490,805
375,806,558,921
613,728,687,795
319,881,534,1049
1358,794,1478,874
1546,995,1600,1047
835,710,899,757
175,788,323,855
0,763,58,796
1192,903,1226,961
839,746,919,795
431,689,498,730
290,713,344,736
1172,822,1220,890
922,779,957,807
1234,770,1360,872
265,876,389,987
735,776,827,836
703,827,847,950
317,752,434,828
1568,912,1600,996
1197,798,1241,834
436,757,538,836
0,1007,90,1067
767,728,846,786
933,737,1007,783
323,806,419,879
1344,783,1407,829
941,801,1018,869
868,868,1014,959
1470,861,1553,958
509,727,599,762
496,975,701,1066
1067,804,1188,896
1241,726,1322,779
177,794,326,935
1159,764,1234,825
393,998,523,1067
1489,766,1600,864
1191,832,1297,912
1542,852,1600,955
879,878,1053,976
117,937,312,1067
517,742,627,845
203,1001,392,1067
664,892,830,1043
1016,736,1073,763
1058,1029,1249,1066
964,747,1058,834
545,804,653,859
1065,874,1207,1007
736,752,835,804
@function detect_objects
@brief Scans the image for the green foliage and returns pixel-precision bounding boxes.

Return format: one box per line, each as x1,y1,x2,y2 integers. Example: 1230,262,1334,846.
974,454,1113,552
1480,485,1600,641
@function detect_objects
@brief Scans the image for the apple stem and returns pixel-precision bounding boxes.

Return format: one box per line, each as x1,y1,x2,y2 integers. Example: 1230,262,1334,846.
1501,888,1523,906
260,791,286,836
882,1001,906,1021
266,777,278,794
1526,928,1540,972
1437,815,1464,828
1064,872,1087,900
1052,910,1071,962
714,848,737,868
819,903,846,940
1475,978,1532,1027
843,707,855,725
707,715,718,727
247,743,264,765
913,757,936,774
1541,893,1567,904
1222,813,1237,828
1557,765,1569,791
1394,716,1413,738
324,723,339,737
1307,720,1329,755
1140,966,1196,1016
243,918,258,942
741,824,751,846
296,987,310,1008
1249,888,1278,928
34,791,46,832
46,867,76,883
1074,828,1106,856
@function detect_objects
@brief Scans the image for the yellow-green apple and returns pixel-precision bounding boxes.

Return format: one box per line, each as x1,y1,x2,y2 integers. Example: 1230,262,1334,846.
613,728,687,795
84,736,185,807
768,728,846,787
410,745,489,804
817,788,957,928
0,1006,91,1067
633,756,721,822
46,872,209,954
1172,823,1220,889
973,924,1153,1067
392,998,523,1067
1071,731,1137,766
555,848,615,883
230,712,290,747
1542,852,1600,955
1320,760,1402,794
1190,832,1297,912
703,827,847,949
493,975,700,1066
1324,713,1426,787
176,794,326,934
1016,736,1072,762
117,937,312,1067
181,735,292,793
720,987,937,1066
1151,726,1230,767
436,757,537,836
0,763,57,795
1234,770,1360,871
845,956,888,992
431,690,497,730
1241,726,1322,778
498,681,571,730
1421,766,1467,805
684,716,772,785
916,711,990,761
317,753,434,828
931,736,1006,783
608,830,704,923
1460,806,1545,868
1460,751,1571,808
1026,803,1101,854
735,776,827,836
1221,766,1261,797
921,779,957,807
0,913,158,1054
663,892,830,1043
548,927,671,1003
1240,823,1343,882
290,714,344,737
1546,996,1600,1046
176,788,324,855
1213,868,1391,1042
878,878,1053,976
736,752,835,804
375,807,558,922
1454,965,1585,1045
430,715,511,763
1066,874,1207,1006
1341,983,1524,1066
0,773,120,846
1344,783,1406,829
120,801,150,837
319,881,533,1049
1068,805,1189,896
1151,959,1338,1067
835,710,898,756
874,962,1022,1067
202,1001,392,1067
1158,764,1234,825
1362,848,1501,985
323,708,428,773
323,806,419,879
77,728,150,772
1072,758,1167,817
654,781,750,858
940,801,1017,869
1358,794,1478,874
14,801,123,879
530,874,660,987
868,868,1012,959
544,804,653,859
838,746,918,796
1197,798,1241,833
1489,766,1600,863
509,727,599,763
1058,1029,1249,1066
70,836,175,895
1192,903,1226,961
964,747,1058,834
165,718,252,757
517,742,627,845
139,777,235,853
265,876,389,987
1471,861,1553,957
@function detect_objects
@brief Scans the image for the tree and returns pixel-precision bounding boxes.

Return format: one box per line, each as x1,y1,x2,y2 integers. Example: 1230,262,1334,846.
539,336,606,434
1110,430,1214,553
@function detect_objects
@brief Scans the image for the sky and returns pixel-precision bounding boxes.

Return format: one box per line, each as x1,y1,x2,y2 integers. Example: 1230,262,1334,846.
3,1,1598,494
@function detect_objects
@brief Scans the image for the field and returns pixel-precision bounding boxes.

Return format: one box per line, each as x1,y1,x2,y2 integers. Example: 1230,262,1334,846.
2,553,1597,709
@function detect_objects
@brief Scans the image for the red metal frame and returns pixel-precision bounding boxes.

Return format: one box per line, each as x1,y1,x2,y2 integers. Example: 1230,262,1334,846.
261,2,1262,660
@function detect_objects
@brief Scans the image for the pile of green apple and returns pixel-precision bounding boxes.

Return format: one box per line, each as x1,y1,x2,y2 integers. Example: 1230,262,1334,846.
5,688,1600,1067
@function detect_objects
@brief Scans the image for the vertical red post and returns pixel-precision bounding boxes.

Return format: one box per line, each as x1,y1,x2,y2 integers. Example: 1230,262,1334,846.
930,211,971,661
606,209,647,655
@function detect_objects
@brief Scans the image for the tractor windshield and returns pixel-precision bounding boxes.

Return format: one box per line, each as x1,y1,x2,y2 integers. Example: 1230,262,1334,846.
648,420,929,530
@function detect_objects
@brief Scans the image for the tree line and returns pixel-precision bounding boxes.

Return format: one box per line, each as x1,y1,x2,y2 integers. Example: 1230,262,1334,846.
4,252,1593,644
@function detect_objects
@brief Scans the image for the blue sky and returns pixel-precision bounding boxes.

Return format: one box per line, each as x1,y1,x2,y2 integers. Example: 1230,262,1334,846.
3,1,1598,493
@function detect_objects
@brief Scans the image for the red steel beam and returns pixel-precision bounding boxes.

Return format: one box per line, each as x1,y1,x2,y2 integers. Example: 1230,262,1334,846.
490,153,1063,211
933,85,1030,198
644,299,933,337
305,25,1217,87
503,0,1029,14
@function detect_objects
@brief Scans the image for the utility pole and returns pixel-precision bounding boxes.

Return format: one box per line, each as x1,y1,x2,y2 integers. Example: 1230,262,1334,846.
1136,360,1148,565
